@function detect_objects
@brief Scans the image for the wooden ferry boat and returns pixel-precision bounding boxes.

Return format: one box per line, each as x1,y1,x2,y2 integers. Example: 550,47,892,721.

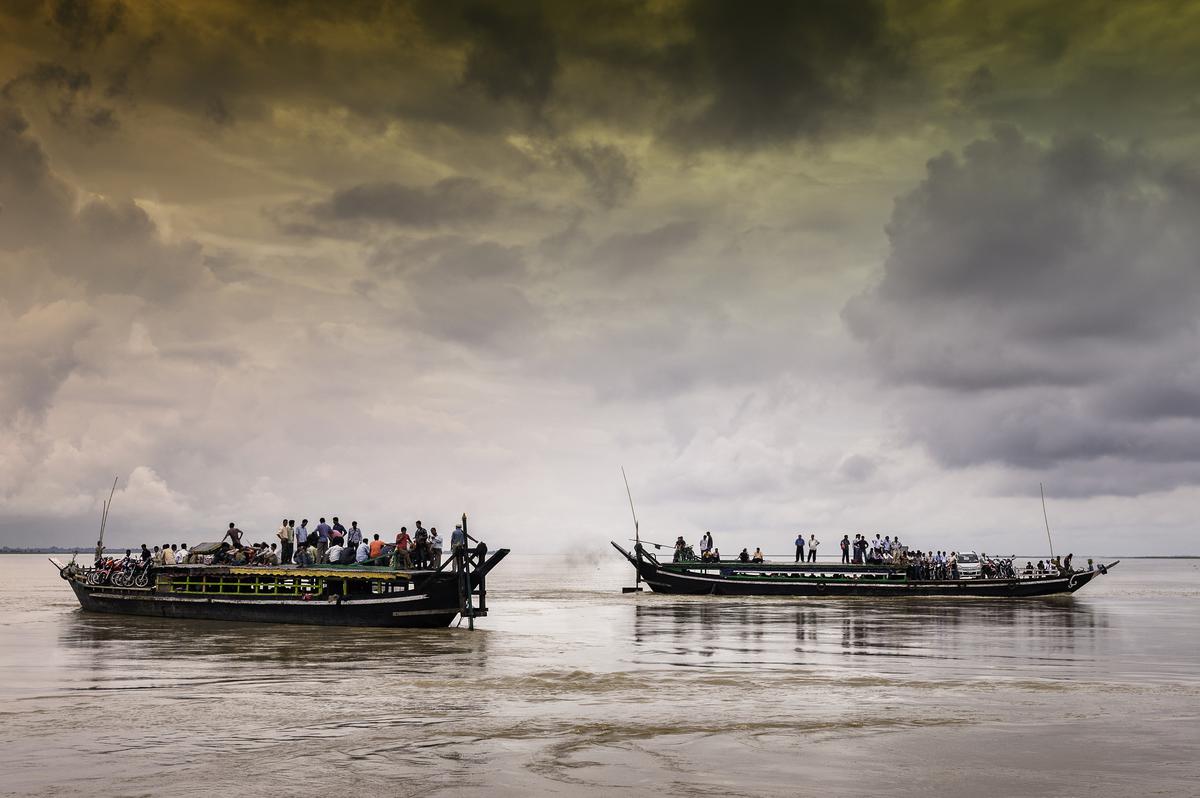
611,542,1116,598
53,542,509,629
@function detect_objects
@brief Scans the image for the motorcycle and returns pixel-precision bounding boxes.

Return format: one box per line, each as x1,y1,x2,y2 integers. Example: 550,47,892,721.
86,557,119,586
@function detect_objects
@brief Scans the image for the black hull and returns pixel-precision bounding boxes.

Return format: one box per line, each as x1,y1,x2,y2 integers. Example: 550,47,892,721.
69,581,460,627
613,543,1113,598
59,548,510,629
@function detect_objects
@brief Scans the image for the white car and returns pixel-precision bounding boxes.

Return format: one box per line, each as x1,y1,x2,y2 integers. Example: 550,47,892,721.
956,551,981,578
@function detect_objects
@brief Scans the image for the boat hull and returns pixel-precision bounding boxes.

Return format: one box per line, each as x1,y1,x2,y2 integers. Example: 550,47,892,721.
68,580,460,627
57,548,509,629
613,543,1113,598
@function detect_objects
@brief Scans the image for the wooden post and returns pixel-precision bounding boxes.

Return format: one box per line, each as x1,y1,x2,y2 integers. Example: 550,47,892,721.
462,513,475,630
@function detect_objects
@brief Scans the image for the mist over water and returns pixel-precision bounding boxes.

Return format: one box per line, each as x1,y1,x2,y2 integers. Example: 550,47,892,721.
1,555,1197,796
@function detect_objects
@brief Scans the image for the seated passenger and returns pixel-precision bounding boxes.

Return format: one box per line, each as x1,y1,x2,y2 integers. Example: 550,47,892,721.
368,533,385,561
751,547,764,564
356,539,370,563
738,548,750,563
326,542,344,564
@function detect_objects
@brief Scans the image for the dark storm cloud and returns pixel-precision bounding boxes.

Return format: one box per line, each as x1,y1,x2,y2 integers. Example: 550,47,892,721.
662,0,910,147
413,0,558,111
49,0,126,50
0,106,73,248
367,235,540,348
2,62,117,132
0,0,915,149
557,142,637,208
6,0,1193,158
846,126,1200,493
0,105,207,299
278,177,502,234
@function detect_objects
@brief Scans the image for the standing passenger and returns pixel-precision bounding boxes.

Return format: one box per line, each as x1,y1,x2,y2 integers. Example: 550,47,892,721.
807,534,819,563
314,518,331,560
429,528,444,568
295,519,309,560
394,527,412,568
413,522,429,568
840,535,850,564
348,521,363,550
277,519,293,566
795,533,805,563
450,524,466,571
223,523,244,549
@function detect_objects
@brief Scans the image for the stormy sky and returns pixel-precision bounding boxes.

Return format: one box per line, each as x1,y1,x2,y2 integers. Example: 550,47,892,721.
2,0,1198,555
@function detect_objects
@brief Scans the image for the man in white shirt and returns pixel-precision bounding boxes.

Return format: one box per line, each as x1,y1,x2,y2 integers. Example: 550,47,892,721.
807,534,819,562
325,542,344,564
429,529,444,568
355,539,370,563
175,544,188,564
277,519,292,566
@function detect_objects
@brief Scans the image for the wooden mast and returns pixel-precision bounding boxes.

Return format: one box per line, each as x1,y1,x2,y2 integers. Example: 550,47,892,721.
98,476,118,557
621,467,643,593
1040,483,1056,563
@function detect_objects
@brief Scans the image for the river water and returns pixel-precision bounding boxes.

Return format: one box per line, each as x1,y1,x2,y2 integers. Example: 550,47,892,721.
1,553,1197,797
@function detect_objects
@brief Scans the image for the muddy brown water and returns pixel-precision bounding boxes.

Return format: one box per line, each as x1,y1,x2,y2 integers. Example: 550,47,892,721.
1,554,1197,796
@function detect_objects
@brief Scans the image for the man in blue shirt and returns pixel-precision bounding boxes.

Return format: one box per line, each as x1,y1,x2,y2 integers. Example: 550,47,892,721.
314,518,331,560
347,521,362,549
295,519,309,552
450,524,466,571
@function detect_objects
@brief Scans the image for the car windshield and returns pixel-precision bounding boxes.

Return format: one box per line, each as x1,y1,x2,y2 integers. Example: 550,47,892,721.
958,553,979,563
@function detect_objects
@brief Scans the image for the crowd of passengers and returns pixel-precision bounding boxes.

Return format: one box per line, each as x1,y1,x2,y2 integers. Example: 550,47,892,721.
93,516,470,573
670,532,1093,579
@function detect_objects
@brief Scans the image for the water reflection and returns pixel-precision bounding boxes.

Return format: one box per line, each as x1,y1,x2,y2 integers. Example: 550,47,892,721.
632,598,1106,668
56,611,494,690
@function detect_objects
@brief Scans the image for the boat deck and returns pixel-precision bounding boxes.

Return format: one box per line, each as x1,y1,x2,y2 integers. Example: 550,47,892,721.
160,564,437,581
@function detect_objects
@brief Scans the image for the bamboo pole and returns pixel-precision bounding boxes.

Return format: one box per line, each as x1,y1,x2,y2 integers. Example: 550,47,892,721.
1040,483,1055,562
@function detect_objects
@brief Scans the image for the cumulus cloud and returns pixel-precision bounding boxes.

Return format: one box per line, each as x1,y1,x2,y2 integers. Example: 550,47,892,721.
845,126,1200,494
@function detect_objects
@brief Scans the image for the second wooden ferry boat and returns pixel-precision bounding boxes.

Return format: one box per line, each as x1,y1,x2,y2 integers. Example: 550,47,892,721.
612,542,1115,598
